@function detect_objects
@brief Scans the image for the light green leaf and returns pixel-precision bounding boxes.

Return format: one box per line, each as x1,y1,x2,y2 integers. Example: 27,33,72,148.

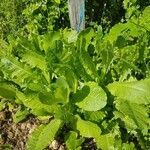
21,50,50,83
96,134,115,150
80,50,98,79
65,131,84,150
13,109,30,123
116,101,149,130
27,119,62,150
63,29,78,43
0,57,39,86
122,143,135,150
114,111,137,130
64,68,77,93
101,43,114,73
0,82,16,99
16,92,57,116
140,6,150,30
76,116,101,147
0,99,6,110
107,79,150,104
84,110,106,123
54,0,60,4
54,77,70,103
105,23,127,44
76,82,107,111
42,31,61,52
76,116,101,137
78,28,95,50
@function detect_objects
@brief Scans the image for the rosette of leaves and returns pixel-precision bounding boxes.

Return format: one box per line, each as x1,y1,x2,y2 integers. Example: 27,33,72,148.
0,7,150,149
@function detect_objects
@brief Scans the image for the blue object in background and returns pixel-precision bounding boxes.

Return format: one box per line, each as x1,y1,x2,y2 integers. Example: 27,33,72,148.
68,0,85,32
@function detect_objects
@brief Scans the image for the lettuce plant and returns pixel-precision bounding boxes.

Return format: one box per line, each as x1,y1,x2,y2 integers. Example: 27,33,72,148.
0,7,150,150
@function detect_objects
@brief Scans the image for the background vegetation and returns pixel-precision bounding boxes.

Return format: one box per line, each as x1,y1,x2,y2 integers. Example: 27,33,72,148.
1,0,149,38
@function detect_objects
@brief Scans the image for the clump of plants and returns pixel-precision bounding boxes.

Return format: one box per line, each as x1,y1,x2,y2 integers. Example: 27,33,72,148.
0,2,150,150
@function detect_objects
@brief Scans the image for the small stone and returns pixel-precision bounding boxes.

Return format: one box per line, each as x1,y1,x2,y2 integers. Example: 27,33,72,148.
58,145,65,150
14,128,20,137
11,124,16,130
28,128,34,134
26,123,32,129
0,138,4,145
8,131,14,138
20,141,24,148
49,140,59,150
20,123,26,130
0,111,5,120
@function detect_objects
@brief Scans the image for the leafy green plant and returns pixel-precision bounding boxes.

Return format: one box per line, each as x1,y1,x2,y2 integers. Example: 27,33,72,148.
0,6,150,150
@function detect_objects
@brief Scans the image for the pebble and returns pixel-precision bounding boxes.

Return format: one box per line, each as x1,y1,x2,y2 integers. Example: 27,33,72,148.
8,131,14,138
58,145,65,150
20,123,26,130
0,138,4,145
26,123,32,129
0,111,5,120
49,140,59,150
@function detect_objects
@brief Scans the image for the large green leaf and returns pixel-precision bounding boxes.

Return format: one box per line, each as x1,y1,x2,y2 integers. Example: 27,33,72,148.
74,57,93,81
54,77,70,103
21,51,47,71
77,28,95,50
76,116,115,149
20,50,50,83
54,0,60,4
13,108,30,123
80,50,98,79
64,68,77,93
116,101,149,130
83,110,106,123
140,6,150,30
76,116,101,140
105,23,128,44
65,131,84,150
27,119,62,150
42,31,61,52
77,28,98,79
16,92,57,116
75,82,107,111
0,57,39,86
97,134,115,150
101,43,114,73
114,111,137,130
107,79,150,104
0,82,16,99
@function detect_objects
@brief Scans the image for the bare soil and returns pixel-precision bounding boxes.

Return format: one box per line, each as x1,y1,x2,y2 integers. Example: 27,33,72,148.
0,107,65,150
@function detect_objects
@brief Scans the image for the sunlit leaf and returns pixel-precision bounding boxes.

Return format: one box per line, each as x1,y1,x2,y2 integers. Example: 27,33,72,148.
75,82,107,111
